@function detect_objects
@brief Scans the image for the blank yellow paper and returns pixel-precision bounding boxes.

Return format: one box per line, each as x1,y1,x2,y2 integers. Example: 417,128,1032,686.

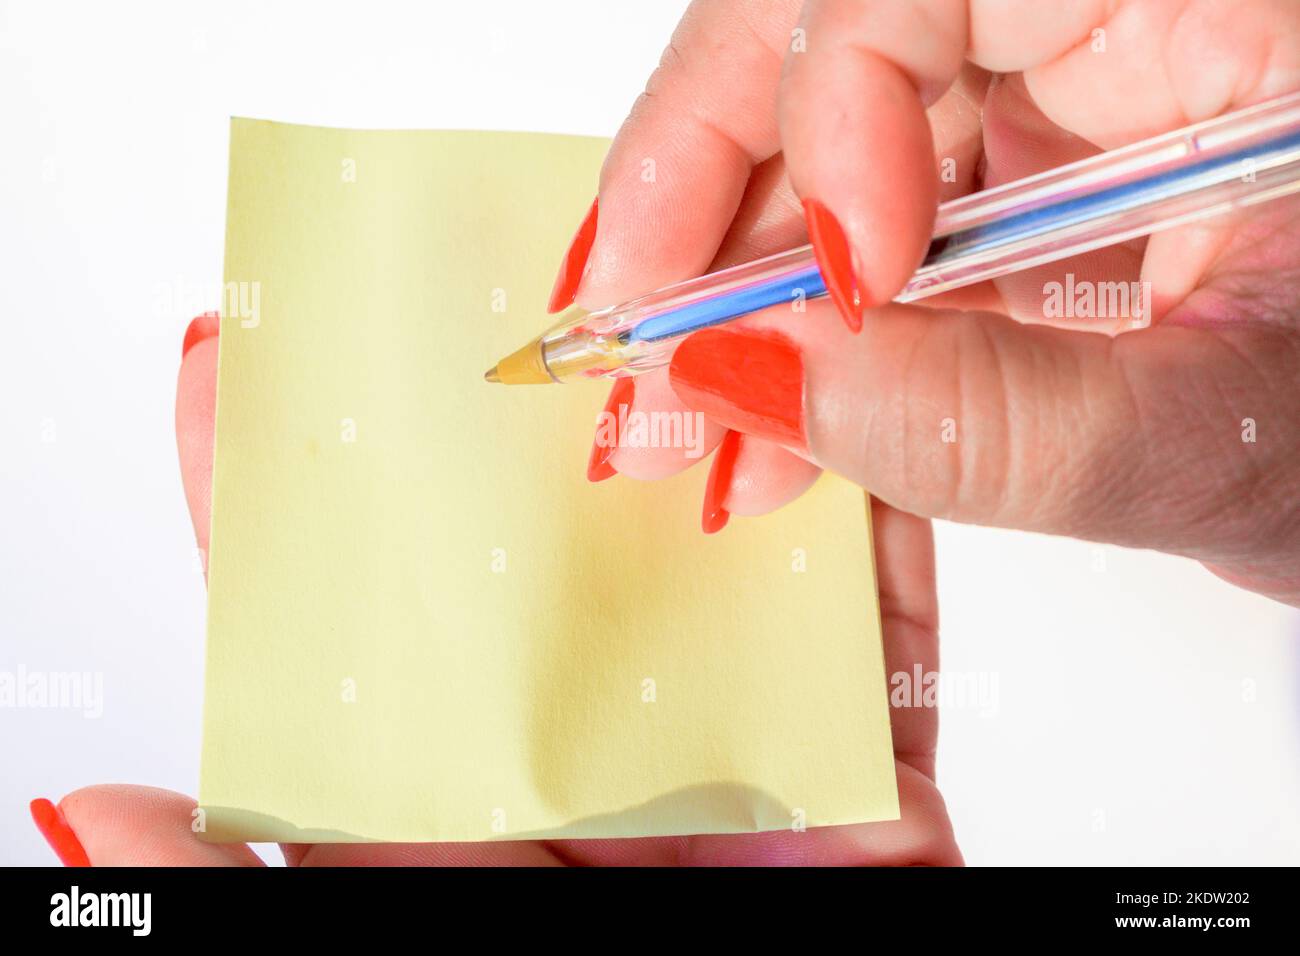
199,118,898,842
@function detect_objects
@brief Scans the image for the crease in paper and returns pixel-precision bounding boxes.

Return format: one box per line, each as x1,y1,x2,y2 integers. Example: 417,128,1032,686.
199,118,899,842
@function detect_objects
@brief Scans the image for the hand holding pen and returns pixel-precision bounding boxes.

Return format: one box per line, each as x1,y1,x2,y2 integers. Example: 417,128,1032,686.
537,0,1300,608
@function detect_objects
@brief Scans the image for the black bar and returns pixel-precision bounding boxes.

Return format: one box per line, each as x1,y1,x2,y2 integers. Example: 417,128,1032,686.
0,865,1284,942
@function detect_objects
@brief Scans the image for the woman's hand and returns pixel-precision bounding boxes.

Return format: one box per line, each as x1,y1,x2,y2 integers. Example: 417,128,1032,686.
29,316,960,867
569,0,1300,607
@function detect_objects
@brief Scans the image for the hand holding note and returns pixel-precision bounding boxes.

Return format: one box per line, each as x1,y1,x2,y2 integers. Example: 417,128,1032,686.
31,315,959,866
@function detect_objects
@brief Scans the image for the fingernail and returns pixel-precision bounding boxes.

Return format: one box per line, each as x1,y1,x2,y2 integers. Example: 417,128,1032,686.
702,429,742,534
547,197,599,313
30,798,91,867
182,311,221,359
669,327,806,449
587,375,634,482
803,198,863,333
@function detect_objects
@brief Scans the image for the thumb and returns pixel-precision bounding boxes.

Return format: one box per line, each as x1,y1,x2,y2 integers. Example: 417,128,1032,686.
32,787,261,866
667,302,1296,564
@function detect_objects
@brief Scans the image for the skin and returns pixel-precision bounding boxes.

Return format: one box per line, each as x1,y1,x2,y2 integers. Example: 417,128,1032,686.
56,335,958,865
588,0,1300,607
45,0,1298,864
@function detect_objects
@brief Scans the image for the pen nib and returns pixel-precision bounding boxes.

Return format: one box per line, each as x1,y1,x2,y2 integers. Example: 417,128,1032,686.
483,365,501,384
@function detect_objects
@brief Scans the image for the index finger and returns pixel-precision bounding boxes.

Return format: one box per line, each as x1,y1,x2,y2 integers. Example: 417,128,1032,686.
177,313,219,561
552,0,801,312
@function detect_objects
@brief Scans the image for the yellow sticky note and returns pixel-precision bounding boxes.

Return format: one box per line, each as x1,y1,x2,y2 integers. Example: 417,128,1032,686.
199,118,898,842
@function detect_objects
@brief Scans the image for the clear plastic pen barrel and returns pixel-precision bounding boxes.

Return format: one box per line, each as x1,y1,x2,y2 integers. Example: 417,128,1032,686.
536,91,1300,383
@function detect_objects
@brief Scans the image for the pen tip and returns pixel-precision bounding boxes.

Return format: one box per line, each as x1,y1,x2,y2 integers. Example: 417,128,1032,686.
483,365,501,384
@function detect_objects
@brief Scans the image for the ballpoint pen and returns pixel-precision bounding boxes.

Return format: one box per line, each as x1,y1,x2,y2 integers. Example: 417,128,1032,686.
485,90,1300,386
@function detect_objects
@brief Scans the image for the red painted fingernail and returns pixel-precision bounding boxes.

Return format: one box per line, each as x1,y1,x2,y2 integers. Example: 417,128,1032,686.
182,311,221,359
587,375,634,482
30,798,91,867
803,198,863,333
547,197,599,313
702,429,742,534
669,328,806,449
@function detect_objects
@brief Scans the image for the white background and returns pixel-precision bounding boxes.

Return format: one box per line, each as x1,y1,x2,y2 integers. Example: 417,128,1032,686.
2,0,1297,866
